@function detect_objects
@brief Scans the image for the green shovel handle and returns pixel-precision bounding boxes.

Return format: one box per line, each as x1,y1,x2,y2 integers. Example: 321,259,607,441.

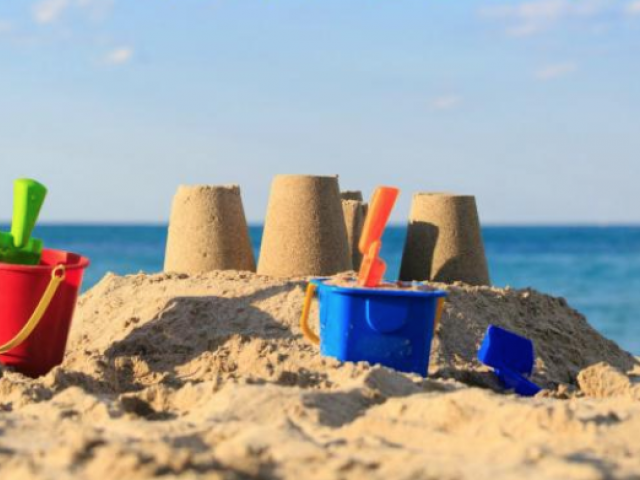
11,179,47,249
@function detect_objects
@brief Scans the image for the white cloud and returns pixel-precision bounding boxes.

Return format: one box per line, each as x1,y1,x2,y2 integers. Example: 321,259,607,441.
535,62,577,81
75,0,114,21
33,0,71,25
626,1,640,15
481,0,612,37
32,0,113,25
104,46,134,65
507,23,546,37
432,95,463,111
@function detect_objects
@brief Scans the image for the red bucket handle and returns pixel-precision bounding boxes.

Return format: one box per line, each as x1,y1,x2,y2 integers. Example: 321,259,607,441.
0,265,66,354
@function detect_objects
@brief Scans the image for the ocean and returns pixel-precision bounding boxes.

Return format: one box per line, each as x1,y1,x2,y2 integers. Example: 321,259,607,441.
15,225,640,354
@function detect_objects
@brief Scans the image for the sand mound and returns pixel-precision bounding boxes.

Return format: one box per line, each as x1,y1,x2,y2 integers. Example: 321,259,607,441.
432,284,636,389
577,362,640,400
59,272,635,394
1,271,639,479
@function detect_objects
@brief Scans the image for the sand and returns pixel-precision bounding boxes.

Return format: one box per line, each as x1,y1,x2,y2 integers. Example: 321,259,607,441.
324,274,439,291
258,175,352,277
341,200,365,271
1,270,639,479
164,185,255,274
400,193,490,286
340,191,364,202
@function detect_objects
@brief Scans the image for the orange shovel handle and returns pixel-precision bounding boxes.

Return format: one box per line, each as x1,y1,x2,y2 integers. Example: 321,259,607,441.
358,187,399,255
357,187,399,287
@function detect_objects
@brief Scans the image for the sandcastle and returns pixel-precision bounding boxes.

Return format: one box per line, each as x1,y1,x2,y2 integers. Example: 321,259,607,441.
258,175,352,277
341,191,366,270
400,193,490,285
340,190,364,202
341,190,368,217
164,185,255,274
341,200,365,271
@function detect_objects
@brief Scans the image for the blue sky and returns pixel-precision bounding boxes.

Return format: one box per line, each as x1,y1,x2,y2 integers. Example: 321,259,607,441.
1,0,639,224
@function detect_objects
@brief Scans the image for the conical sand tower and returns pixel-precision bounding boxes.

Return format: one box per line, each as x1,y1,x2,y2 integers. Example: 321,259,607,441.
399,193,490,286
164,185,256,274
341,199,365,270
341,190,369,220
258,175,352,277
340,191,364,202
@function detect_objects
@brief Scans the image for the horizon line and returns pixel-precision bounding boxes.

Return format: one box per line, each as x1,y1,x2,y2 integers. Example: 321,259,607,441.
2,221,640,228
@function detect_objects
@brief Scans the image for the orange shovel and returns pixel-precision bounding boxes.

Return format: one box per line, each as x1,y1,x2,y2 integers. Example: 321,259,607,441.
357,187,399,287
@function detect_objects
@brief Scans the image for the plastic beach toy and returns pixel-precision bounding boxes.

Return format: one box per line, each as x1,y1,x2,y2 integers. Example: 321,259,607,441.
477,325,542,397
358,187,399,287
0,250,89,377
0,179,90,377
0,179,48,266
301,279,447,376
300,186,448,376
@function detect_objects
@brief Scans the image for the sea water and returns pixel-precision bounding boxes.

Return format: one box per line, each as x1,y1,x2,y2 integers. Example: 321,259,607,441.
21,225,640,354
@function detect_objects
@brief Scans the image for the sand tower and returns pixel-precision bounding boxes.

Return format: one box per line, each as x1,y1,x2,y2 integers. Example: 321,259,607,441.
399,193,490,286
341,199,365,270
341,191,364,202
340,191,368,269
258,175,352,277
164,185,256,274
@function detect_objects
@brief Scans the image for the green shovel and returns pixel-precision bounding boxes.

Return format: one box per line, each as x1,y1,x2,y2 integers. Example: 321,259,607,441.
0,179,48,266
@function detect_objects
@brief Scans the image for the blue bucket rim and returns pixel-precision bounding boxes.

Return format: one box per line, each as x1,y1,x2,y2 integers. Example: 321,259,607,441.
311,278,448,299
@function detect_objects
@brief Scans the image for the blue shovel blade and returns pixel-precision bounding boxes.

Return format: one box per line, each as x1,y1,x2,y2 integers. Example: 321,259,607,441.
497,368,542,397
478,325,535,377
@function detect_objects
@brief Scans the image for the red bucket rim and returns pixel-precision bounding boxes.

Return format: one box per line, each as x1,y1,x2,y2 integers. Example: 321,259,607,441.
0,248,90,272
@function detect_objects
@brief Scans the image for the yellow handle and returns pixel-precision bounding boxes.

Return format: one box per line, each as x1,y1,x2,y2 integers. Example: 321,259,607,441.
300,283,320,346
0,265,66,354
434,297,445,332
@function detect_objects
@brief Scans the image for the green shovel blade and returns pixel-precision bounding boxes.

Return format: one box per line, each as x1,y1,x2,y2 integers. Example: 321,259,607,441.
11,179,48,249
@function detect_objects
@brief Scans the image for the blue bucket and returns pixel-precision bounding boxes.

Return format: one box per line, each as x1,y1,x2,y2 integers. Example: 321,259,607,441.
300,279,447,376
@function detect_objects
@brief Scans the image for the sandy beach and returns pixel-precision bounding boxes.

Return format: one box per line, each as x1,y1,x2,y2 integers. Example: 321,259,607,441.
2,0,638,477
1,270,639,480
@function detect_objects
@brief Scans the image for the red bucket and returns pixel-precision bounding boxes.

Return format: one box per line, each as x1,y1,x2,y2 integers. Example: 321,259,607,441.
0,249,89,377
